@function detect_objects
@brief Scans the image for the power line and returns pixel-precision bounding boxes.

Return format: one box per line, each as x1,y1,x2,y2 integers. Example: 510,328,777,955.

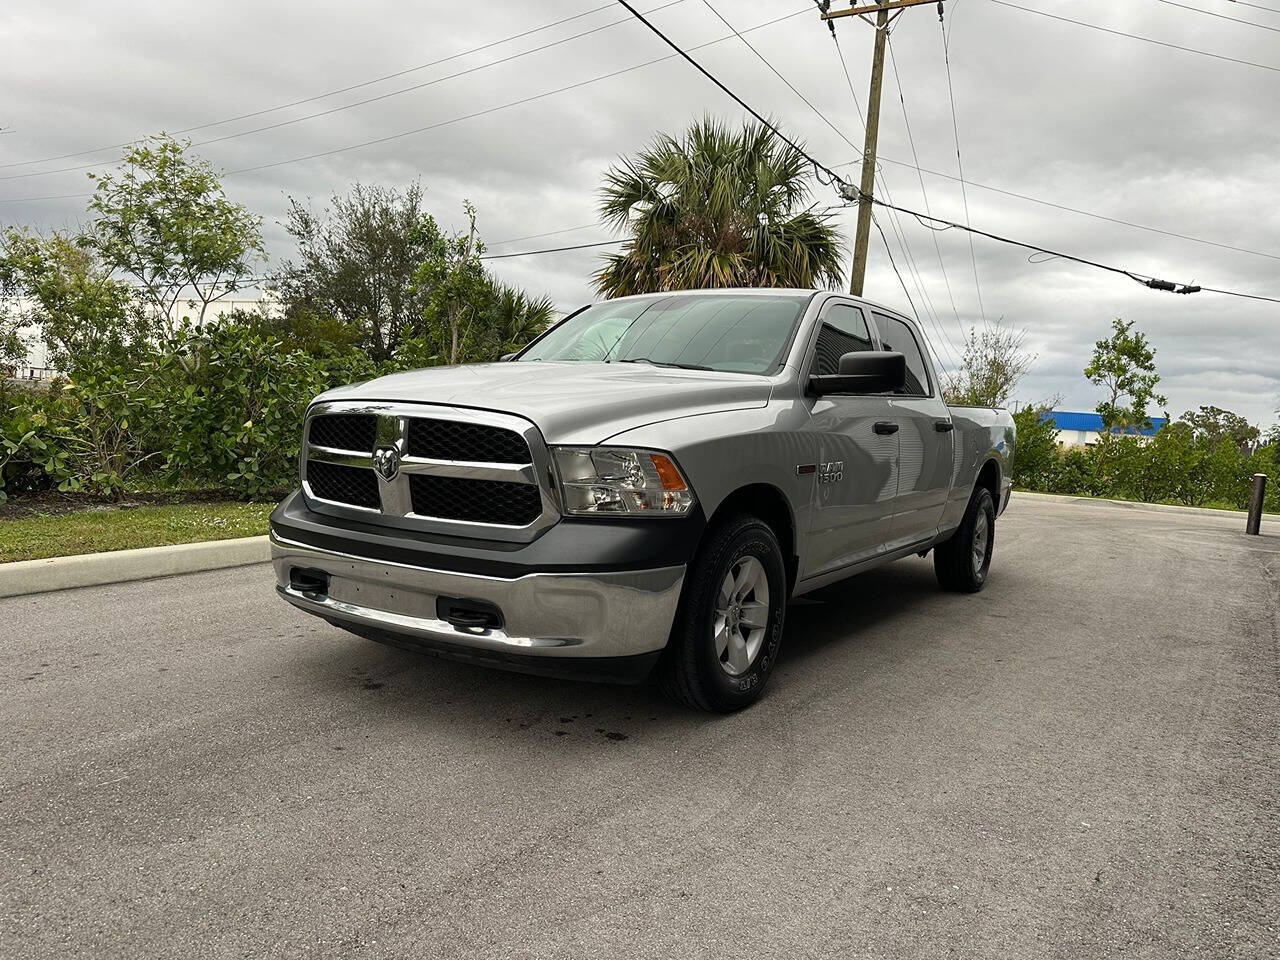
861,197,1280,302
0,0,692,183
868,157,1280,263
936,10,988,331
5,10,1276,274
614,0,1280,303
0,1,633,170
1227,0,1280,14
990,0,1280,74
883,37,966,360
0,4,815,199
699,0,959,364
871,212,925,341
611,0,840,180
480,239,622,260
830,28,961,366
696,0,861,159
1154,0,1280,32
486,222,600,246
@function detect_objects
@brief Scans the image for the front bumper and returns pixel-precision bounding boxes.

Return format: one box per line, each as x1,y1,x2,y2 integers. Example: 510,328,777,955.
271,530,686,678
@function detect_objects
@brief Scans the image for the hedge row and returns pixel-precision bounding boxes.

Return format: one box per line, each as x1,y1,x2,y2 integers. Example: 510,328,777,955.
1010,406,1279,513
1,318,396,501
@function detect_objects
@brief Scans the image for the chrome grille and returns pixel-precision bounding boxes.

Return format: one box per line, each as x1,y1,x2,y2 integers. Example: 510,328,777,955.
300,401,558,542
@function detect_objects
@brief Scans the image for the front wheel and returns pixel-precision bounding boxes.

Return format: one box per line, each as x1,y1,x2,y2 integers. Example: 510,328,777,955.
658,515,787,712
934,487,995,593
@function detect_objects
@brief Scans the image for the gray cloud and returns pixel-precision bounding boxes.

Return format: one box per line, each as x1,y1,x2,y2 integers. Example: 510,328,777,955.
2,0,1277,424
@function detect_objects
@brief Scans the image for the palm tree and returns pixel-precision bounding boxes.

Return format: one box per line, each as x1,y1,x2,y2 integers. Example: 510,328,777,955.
594,117,845,297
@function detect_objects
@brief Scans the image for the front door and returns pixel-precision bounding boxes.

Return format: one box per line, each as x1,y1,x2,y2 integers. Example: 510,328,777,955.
801,302,900,579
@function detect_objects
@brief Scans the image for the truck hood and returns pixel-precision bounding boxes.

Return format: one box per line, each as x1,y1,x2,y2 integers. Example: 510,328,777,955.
318,361,773,444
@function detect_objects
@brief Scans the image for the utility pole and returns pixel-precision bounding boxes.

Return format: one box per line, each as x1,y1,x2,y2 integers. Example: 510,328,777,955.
820,0,944,295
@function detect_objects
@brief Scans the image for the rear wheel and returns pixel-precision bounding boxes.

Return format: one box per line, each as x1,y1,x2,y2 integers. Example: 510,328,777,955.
658,515,786,712
934,487,995,593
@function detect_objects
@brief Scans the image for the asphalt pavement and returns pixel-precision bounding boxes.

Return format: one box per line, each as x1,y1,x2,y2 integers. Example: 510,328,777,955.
2,496,1277,959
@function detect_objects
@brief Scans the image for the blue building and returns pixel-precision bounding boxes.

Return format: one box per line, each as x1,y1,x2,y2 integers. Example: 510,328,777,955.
1039,410,1168,447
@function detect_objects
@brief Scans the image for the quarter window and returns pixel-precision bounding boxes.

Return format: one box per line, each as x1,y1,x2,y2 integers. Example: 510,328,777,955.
873,314,930,396
812,304,874,376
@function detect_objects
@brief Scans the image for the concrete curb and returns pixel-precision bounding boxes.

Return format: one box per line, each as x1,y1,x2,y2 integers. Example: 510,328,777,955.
1012,490,1279,524
0,535,270,599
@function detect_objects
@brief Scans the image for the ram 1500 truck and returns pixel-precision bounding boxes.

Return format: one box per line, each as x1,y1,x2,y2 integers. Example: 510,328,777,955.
270,289,1014,711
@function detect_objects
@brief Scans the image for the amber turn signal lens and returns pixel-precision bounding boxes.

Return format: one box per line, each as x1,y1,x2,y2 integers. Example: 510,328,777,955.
649,453,687,491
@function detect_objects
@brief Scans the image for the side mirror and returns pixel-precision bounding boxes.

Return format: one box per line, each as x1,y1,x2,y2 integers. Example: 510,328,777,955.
499,351,518,362
809,351,905,396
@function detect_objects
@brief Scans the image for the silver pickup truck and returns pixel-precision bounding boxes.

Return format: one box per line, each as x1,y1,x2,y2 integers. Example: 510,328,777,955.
271,289,1014,710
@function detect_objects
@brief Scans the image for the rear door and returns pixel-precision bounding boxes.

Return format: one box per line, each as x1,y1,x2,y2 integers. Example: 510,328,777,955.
871,312,954,550
801,301,899,579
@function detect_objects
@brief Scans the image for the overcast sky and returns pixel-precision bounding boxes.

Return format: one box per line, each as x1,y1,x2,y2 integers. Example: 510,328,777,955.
2,0,1278,424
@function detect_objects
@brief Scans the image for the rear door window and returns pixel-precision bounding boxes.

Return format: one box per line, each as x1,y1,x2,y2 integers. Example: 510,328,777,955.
873,314,930,397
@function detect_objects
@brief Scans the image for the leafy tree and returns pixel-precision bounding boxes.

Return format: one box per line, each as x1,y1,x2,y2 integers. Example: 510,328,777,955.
0,228,143,370
410,202,557,366
88,135,263,331
1084,318,1166,435
1179,405,1259,454
944,319,1034,407
0,309,25,372
415,201,488,366
594,117,844,297
1009,402,1059,489
273,181,444,362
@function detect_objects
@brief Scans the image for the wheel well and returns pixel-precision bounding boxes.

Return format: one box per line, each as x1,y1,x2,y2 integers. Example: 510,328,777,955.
976,458,1001,506
706,484,798,592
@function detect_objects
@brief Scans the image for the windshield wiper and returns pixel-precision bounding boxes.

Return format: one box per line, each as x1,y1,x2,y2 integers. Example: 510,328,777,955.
611,357,713,371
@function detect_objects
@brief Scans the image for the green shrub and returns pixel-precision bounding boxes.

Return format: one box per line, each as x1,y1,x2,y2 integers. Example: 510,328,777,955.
148,318,389,496
1010,405,1058,490
1047,445,1098,496
0,386,75,500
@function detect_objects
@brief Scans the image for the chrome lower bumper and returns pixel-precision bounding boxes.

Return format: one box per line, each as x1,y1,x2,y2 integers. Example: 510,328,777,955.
270,532,685,659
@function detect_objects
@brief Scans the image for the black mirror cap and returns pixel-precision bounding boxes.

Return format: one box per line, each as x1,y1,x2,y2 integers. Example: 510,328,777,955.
809,351,906,395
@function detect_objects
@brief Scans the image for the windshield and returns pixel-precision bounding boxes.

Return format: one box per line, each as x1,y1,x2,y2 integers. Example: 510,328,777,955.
516,293,811,374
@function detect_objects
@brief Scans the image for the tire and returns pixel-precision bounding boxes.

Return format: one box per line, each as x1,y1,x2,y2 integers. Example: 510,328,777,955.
934,487,995,593
658,515,787,712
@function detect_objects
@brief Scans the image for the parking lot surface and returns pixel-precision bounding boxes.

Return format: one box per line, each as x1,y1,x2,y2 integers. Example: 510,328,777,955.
2,496,1277,959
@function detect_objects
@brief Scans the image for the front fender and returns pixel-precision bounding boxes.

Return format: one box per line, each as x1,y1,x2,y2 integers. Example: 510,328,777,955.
603,400,815,551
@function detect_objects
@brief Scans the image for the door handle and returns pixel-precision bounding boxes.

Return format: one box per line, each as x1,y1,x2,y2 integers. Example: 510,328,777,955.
934,420,954,432
873,421,899,435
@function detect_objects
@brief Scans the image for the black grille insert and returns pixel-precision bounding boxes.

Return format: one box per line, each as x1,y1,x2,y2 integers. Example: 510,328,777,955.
308,414,377,453
306,461,381,509
405,418,530,464
409,474,541,526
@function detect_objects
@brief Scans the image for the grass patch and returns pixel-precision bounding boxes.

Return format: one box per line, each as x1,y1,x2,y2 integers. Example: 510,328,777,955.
0,501,275,563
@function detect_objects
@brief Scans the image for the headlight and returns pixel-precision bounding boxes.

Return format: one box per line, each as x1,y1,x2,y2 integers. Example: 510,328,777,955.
553,447,696,517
